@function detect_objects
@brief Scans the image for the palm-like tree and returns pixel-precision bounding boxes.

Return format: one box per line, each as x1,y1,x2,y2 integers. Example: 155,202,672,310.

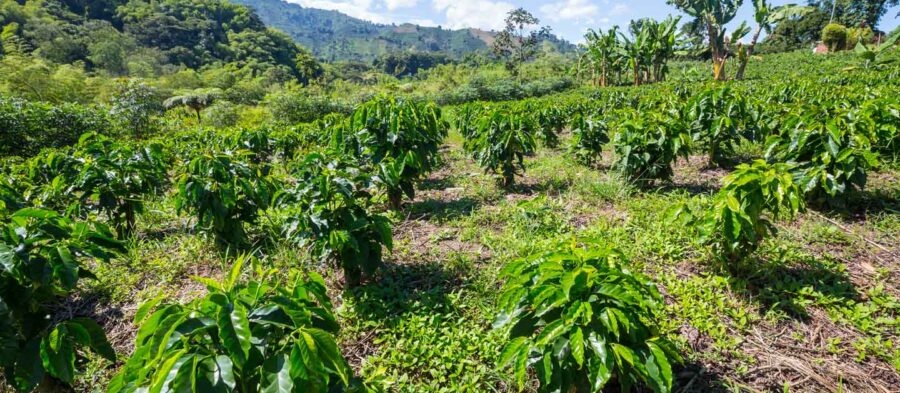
163,88,221,127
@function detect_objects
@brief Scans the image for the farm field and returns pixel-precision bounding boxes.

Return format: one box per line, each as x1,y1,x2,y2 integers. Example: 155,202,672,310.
2,50,898,392
2,1,900,392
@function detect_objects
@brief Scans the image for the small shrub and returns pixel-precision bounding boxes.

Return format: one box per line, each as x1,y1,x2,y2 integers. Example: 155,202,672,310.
71,134,168,237
342,96,447,209
495,243,680,393
765,110,879,207
612,114,691,185
568,112,610,165
464,109,537,187
282,152,392,287
108,256,358,392
0,208,123,392
669,160,804,262
175,149,276,246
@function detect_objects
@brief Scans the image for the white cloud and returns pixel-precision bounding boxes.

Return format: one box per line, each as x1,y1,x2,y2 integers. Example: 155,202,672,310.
609,3,629,17
284,0,390,23
432,0,515,31
540,0,599,23
384,0,417,10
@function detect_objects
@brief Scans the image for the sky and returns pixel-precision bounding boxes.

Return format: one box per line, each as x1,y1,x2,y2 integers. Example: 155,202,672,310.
284,0,900,44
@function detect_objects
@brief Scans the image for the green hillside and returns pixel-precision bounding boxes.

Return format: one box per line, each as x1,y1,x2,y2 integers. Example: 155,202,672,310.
232,0,575,62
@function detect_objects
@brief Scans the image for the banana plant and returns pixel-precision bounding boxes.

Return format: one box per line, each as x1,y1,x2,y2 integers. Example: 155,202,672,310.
495,243,681,393
668,0,743,81
735,1,814,79
0,208,123,392
108,256,360,392
849,33,900,70
581,26,622,87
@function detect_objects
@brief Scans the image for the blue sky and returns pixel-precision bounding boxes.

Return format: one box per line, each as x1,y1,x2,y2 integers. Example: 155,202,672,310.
284,0,900,43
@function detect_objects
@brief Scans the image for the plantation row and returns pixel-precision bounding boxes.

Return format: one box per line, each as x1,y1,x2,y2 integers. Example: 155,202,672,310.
1,67,899,392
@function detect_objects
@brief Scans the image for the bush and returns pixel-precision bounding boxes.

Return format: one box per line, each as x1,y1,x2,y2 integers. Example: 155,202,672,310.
495,243,681,393
205,100,241,128
685,86,750,167
568,112,610,165
0,208,123,392
0,97,112,158
612,114,691,185
70,134,168,237
266,92,349,125
175,149,277,246
822,23,848,52
341,96,448,209
463,109,537,187
281,152,392,287
670,160,804,262
765,109,879,207
109,256,359,392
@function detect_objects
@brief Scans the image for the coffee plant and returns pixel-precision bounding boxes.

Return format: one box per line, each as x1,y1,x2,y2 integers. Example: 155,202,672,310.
282,152,392,287
612,114,691,185
670,160,804,262
175,149,277,246
765,108,879,207
108,256,359,392
70,134,168,237
568,112,610,166
342,96,447,209
495,243,680,393
0,208,123,391
464,109,537,187
685,86,749,167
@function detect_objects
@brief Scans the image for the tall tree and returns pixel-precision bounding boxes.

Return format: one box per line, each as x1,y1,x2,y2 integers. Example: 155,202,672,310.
736,1,814,79
668,0,743,81
809,0,900,28
491,8,551,76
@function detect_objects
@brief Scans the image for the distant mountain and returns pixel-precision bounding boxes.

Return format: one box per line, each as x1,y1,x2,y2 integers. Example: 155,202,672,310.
231,0,575,62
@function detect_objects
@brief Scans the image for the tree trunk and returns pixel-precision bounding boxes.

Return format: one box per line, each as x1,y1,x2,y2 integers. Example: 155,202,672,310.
736,25,763,80
706,18,728,81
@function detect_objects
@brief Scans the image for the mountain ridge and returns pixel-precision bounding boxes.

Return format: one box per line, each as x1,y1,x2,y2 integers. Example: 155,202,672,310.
231,0,575,62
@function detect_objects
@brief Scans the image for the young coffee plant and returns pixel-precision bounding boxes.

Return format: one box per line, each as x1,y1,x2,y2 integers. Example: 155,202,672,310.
343,96,447,209
535,104,566,148
568,112,610,166
765,109,879,207
175,149,277,246
669,160,804,262
465,109,537,187
0,208,123,392
612,114,691,186
71,134,168,237
282,152,392,287
495,244,680,393
108,256,358,392
685,86,749,167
